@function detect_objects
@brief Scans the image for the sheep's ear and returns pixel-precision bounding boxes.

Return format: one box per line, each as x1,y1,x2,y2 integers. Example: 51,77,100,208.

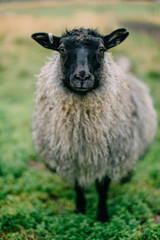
103,28,129,50
31,32,60,51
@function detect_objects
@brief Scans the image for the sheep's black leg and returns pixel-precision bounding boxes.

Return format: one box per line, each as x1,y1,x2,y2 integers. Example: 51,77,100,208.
75,181,86,214
96,176,111,222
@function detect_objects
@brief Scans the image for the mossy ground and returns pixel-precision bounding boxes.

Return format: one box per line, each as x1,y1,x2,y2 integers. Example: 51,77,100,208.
0,2,160,239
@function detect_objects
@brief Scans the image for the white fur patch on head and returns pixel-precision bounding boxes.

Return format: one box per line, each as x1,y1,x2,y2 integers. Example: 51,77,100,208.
48,33,53,44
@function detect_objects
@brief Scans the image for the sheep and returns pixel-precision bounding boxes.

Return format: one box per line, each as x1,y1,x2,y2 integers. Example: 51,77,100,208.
31,28,157,222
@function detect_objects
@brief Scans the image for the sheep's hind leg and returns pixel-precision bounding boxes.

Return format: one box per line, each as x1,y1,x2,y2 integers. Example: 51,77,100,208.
75,181,86,214
120,171,133,184
96,176,111,222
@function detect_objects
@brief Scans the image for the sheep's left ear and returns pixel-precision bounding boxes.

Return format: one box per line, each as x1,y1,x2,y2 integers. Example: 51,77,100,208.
31,32,60,51
103,28,129,50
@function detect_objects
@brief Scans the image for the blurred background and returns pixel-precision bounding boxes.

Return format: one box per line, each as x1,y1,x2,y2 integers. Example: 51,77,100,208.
0,1,160,239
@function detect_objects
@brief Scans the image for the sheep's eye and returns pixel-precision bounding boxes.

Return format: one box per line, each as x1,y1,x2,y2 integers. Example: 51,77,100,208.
98,47,105,53
59,47,65,54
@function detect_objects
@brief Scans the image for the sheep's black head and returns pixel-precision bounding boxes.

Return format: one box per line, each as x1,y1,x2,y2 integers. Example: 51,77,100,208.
31,28,129,94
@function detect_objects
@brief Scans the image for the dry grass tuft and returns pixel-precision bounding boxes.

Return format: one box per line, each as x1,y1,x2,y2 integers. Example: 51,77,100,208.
0,11,118,38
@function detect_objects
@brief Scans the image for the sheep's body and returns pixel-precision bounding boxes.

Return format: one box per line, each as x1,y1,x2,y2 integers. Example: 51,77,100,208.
32,53,157,187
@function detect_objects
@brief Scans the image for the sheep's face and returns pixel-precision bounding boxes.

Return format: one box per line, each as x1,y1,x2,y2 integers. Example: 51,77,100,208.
59,36,105,93
31,28,129,94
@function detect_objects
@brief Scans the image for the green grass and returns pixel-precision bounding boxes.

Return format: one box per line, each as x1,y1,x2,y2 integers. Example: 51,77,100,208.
0,2,160,239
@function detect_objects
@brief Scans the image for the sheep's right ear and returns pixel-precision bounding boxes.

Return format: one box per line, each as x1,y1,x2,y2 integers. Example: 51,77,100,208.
31,32,60,51
103,28,129,50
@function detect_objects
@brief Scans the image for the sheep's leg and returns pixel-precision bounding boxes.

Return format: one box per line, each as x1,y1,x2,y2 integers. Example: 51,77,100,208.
75,181,86,214
120,171,133,184
96,176,111,222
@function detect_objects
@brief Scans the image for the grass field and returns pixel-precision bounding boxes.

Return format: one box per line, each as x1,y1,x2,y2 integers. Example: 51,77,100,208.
0,1,160,239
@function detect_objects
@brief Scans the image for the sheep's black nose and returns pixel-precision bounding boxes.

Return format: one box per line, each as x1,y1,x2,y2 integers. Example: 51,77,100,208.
74,71,91,81
79,70,86,78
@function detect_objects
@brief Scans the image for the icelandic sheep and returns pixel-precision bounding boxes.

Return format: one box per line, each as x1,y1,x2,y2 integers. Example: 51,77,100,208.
31,28,157,222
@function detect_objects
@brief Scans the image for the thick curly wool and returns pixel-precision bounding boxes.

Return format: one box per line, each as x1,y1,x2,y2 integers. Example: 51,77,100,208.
32,53,157,187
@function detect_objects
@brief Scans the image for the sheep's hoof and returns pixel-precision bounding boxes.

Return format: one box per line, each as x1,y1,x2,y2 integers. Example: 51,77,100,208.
97,216,109,222
97,212,109,222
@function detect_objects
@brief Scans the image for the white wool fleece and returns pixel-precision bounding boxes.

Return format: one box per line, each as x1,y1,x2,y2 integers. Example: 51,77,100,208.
32,53,157,187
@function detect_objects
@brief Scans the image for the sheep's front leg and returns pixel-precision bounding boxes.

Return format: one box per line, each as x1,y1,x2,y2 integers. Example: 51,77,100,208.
75,181,86,214
96,176,111,222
